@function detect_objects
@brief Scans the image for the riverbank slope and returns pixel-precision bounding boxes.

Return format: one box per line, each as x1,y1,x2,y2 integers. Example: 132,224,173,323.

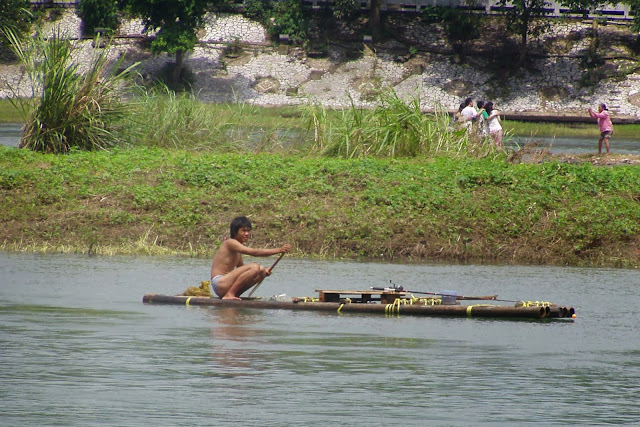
2,10,640,122
2,146,639,268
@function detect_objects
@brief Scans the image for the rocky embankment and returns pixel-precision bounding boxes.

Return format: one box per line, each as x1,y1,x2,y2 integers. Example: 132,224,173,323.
2,10,640,123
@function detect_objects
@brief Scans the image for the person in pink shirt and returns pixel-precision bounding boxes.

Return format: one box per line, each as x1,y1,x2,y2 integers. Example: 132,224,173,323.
588,103,614,154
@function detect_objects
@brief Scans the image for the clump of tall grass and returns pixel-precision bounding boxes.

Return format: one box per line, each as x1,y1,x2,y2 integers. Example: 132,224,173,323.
125,87,305,152
124,85,236,151
303,89,500,159
4,27,138,153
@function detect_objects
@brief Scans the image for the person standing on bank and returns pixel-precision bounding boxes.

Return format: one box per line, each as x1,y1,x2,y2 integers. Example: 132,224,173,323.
588,103,614,154
460,97,477,132
210,216,291,300
485,101,503,147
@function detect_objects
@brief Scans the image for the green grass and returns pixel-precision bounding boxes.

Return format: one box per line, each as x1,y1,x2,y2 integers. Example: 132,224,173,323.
0,99,22,122
4,97,639,141
1,145,639,267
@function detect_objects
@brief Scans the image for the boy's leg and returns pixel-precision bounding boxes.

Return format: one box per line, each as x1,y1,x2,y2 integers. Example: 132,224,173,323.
598,137,603,154
218,263,265,300
604,136,610,154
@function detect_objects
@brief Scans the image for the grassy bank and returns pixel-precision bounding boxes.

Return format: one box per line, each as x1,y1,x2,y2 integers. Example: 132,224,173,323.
2,145,639,267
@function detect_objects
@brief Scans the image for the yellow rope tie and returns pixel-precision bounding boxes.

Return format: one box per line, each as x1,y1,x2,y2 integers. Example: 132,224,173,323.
337,298,352,313
185,297,192,307
387,298,401,314
302,297,319,303
520,301,554,307
417,297,440,306
467,304,494,316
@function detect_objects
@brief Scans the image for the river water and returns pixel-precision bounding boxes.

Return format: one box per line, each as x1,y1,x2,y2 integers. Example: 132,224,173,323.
1,252,639,425
2,122,640,154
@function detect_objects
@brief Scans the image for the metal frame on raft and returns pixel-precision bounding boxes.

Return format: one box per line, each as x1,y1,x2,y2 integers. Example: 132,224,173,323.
142,289,576,321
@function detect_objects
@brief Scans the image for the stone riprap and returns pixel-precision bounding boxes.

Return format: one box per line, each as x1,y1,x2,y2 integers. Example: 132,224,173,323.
2,10,640,120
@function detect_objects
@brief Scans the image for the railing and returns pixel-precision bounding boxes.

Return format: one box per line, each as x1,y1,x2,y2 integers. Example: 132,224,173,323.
28,0,634,20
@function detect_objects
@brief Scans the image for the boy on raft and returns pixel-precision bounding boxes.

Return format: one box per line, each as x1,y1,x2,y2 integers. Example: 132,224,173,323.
210,216,290,300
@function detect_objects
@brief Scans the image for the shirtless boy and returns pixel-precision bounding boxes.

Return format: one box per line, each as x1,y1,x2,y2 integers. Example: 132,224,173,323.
210,216,291,300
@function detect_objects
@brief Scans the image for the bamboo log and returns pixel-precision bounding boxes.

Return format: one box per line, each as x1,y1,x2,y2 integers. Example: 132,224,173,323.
142,294,555,319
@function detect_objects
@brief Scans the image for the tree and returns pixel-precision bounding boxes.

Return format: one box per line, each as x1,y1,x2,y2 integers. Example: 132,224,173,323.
78,0,119,37
497,0,551,67
369,0,382,41
120,0,213,88
560,1,620,53
628,0,640,32
0,0,33,60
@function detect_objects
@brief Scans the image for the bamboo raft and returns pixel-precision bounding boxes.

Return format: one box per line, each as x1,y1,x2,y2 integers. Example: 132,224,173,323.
142,289,576,320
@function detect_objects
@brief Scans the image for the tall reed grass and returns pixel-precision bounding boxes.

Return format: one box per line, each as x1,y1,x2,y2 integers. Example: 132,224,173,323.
4,27,138,153
123,86,236,151
123,86,309,152
303,89,501,159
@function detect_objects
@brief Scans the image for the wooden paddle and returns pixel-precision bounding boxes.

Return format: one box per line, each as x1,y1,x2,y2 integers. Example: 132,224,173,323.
246,252,286,298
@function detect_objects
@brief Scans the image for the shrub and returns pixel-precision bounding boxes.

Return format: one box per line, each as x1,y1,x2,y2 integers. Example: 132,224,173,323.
332,0,359,21
0,0,34,61
270,0,309,45
243,0,273,25
77,0,119,37
4,28,138,153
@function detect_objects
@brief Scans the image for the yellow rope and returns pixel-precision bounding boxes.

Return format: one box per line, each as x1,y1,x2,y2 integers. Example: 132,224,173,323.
337,298,352,313
466,304,493,317
518,301,554,307
381,296,444,312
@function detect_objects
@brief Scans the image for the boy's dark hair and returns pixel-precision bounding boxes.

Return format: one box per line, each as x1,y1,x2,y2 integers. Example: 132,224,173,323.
477,100,484,109
464,97,473,107
230,216,252,238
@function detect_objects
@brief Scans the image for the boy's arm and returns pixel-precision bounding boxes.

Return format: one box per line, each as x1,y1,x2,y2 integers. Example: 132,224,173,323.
227,239,290,257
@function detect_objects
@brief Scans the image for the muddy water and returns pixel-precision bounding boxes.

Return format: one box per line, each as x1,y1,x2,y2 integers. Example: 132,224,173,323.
1,252,639,425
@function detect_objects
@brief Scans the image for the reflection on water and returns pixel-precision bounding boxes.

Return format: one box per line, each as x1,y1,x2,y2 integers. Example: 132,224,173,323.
1,252,640,425
510,135,640,155
0,123,21,148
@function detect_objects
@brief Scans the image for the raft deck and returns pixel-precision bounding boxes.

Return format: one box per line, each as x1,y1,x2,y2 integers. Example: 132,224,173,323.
142,289,576,320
